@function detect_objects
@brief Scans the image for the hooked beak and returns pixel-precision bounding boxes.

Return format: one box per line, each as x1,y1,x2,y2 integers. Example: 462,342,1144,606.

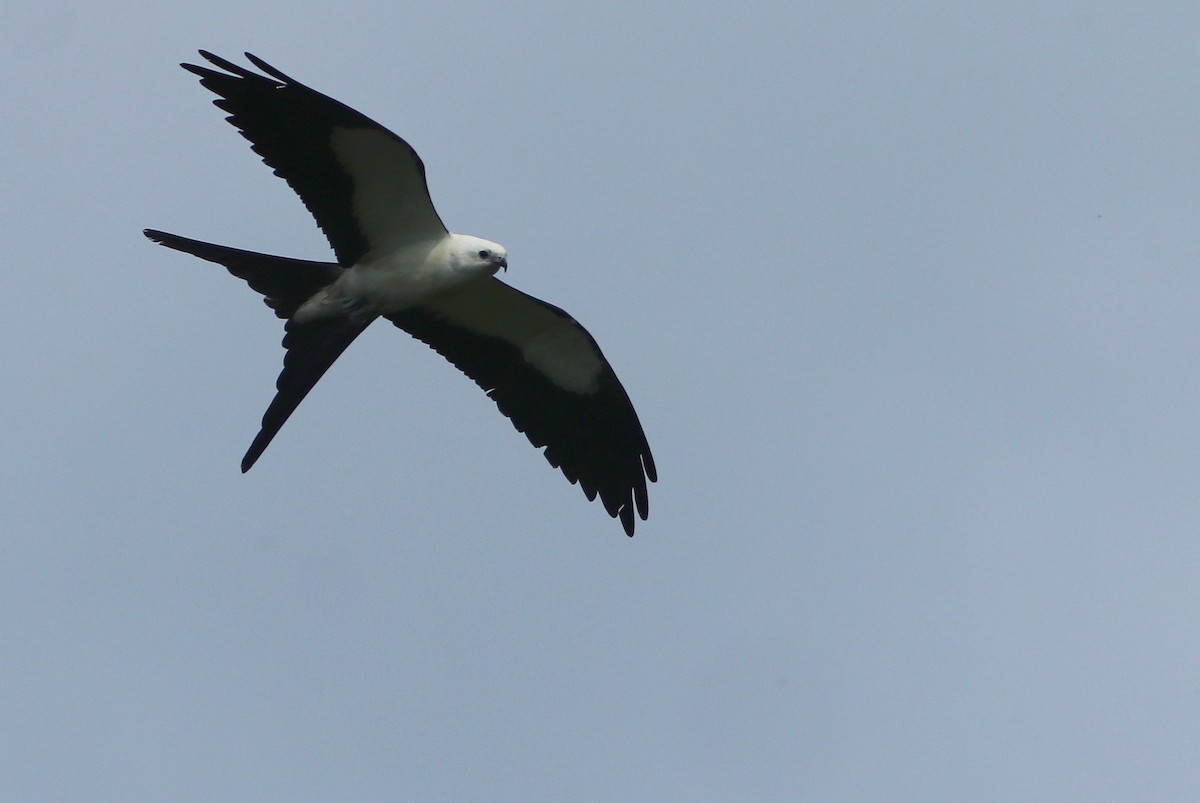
494,256,508,272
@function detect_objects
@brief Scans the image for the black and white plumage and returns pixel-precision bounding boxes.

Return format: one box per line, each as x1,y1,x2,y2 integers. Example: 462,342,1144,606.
145,52,655,536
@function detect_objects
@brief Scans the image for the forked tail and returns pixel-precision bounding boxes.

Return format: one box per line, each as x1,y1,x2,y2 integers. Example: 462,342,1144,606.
144,229,373,470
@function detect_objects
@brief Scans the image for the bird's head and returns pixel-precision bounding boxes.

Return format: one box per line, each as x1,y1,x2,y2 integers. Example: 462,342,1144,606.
449,234,508,276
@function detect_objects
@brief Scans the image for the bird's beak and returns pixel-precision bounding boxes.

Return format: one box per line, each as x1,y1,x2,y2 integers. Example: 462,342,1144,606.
495,256,508,272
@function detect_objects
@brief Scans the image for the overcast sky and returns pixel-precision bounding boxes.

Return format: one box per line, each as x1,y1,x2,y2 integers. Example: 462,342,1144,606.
3,2,1199,800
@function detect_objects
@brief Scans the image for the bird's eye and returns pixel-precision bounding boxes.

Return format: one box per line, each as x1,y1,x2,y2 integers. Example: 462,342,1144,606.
478,249,490,259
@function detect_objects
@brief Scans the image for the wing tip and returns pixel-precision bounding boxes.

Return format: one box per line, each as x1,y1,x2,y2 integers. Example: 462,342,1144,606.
243,52,292,83
183,51,284,87
620,508,635,537
643,450,658,484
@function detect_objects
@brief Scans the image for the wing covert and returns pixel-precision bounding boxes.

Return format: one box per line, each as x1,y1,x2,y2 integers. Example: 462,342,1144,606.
182,51,447,265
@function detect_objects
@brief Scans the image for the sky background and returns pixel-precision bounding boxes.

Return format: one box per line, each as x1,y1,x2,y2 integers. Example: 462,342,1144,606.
3,2,1199,800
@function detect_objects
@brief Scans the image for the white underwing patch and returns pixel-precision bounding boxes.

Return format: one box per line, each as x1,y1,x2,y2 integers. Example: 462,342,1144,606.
329,127,446,254
428,280,605,395
522,327,603,394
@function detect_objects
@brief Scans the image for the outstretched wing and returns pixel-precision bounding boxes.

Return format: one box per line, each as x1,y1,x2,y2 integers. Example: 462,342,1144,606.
387,279,656,536
182,51,447,265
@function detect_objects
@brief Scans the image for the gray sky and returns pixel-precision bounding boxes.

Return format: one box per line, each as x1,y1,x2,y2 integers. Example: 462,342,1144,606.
3,2,1198,800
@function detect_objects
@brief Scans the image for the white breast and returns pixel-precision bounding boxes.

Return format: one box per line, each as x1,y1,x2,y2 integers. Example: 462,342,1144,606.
342,236,492,313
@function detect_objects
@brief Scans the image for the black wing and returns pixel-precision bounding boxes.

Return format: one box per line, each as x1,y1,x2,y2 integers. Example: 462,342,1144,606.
182,51,446,265
387,279,656,536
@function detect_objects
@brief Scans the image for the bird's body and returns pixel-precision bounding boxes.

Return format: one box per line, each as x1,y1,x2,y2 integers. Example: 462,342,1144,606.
146,52,655,535
292,234,506,323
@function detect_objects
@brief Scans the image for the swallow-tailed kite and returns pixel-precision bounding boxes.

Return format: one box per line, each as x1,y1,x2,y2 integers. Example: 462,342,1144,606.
145,52,656,536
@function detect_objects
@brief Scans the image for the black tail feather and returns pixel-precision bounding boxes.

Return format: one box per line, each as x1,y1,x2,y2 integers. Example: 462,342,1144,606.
145,228,373,470
143,229,340,318
241,315,373,471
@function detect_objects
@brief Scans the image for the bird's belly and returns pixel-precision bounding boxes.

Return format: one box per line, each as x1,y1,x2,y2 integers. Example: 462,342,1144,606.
343,260,483,313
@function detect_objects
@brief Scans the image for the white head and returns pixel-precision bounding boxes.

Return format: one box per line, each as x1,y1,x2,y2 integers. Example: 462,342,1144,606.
448,233,508,277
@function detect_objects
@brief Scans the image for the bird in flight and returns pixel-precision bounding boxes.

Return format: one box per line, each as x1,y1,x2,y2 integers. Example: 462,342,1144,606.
145,52,656,536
